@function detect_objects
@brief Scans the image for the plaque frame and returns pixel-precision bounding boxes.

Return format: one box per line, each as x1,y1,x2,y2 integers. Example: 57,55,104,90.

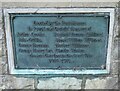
4,8,114,75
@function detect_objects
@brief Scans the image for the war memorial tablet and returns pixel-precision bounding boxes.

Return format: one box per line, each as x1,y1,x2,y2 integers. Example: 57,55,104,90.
4,8,114,74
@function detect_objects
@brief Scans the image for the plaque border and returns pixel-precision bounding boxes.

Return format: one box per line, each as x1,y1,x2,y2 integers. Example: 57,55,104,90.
4,8,114,75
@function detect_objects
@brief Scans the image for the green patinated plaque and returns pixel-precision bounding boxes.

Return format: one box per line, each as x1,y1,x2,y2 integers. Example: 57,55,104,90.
10,13,109,70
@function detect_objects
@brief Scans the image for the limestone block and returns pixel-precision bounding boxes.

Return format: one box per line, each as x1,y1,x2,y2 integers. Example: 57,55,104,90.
71,2,117,7
105,77,118,89
37,77,82,89
0,58,2,74
1,75,35,89
1,2,71,8
0,76,3,90
118,40,120,60
1,40,7,57
0,47,1,57
85,77,118,89
1,57,8,75
0,33,2,40
111,38,119,61
111,62,119,75
0,40,2,57
0,9,2,16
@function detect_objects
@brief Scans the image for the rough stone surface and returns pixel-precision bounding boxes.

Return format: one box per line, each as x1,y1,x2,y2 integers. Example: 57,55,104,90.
105,77,118,89
0,47,1,57
111,62,119,75
0,2,118,8
85,78,106,89
0,58,2,75
71,2,118,7
37,77,82,89
1,56,8,75
85,77,118,89
0,8,2,58
0,76,2,90
0,33,2,40
112,39,119,61
0,40,2,58
1,75,35,89
118,40,120,60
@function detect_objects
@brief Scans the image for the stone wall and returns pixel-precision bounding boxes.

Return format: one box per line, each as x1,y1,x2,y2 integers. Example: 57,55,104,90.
0,1,119,90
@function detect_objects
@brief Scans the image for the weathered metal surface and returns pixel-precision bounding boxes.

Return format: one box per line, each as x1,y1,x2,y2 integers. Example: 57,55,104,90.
10,13,109,69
